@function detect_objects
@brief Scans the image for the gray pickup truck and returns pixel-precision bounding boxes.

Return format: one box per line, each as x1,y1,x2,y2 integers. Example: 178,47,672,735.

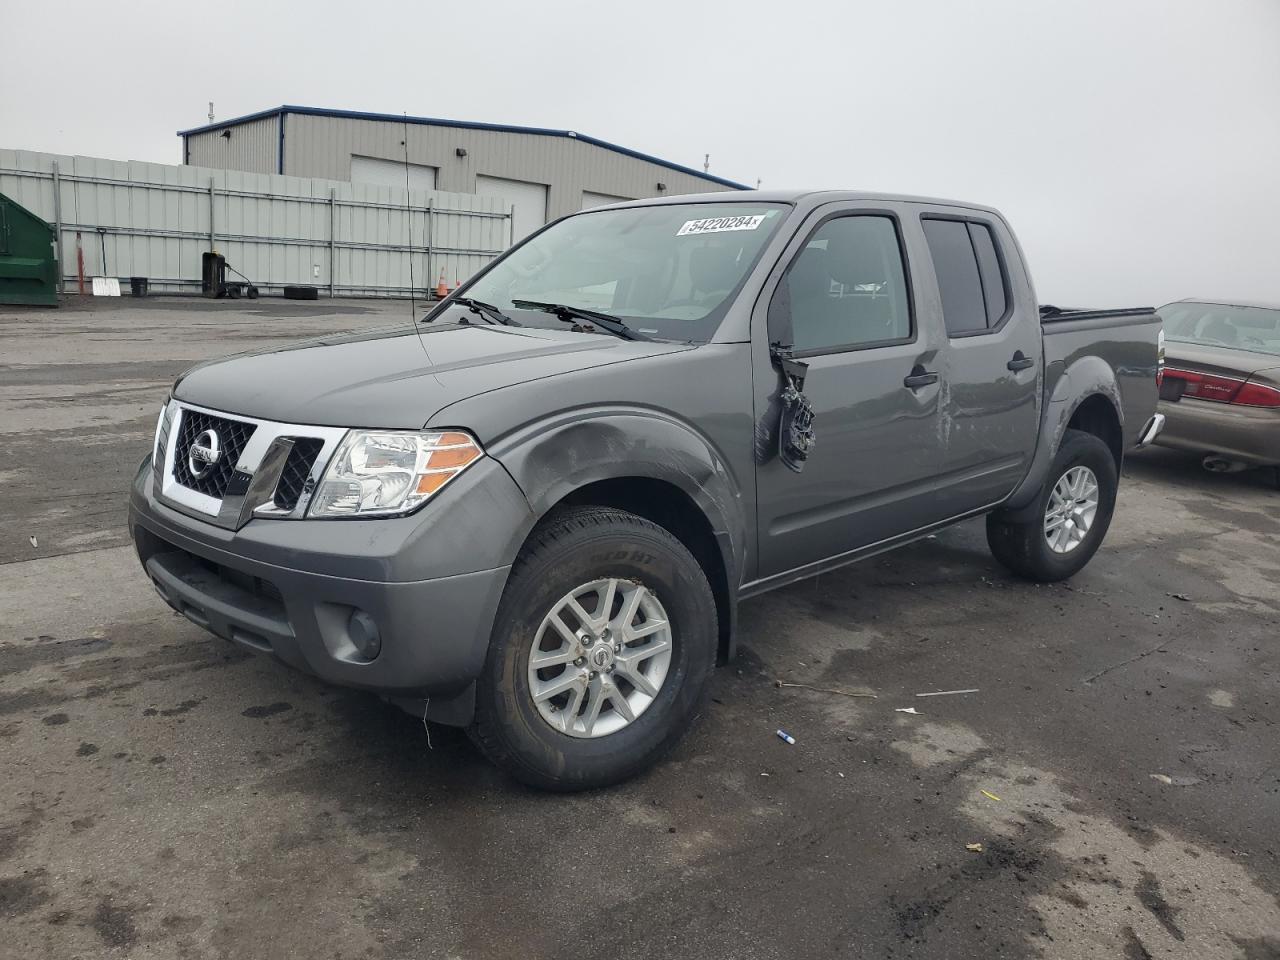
130,190,1164,789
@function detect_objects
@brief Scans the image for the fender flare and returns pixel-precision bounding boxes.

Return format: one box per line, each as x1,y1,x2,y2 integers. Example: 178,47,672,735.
487,406,748,600
1002,356,1123,514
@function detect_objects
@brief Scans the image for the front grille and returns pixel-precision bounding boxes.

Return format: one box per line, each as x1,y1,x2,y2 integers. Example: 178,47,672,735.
171,409,257,499
273,438,325,511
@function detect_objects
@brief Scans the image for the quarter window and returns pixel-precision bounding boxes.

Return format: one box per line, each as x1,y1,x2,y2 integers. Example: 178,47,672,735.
770,215,911,353
968,223,1007,324
922,217,1009,335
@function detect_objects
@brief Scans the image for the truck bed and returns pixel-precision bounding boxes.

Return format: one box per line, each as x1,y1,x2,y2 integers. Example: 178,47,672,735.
1040,305,1156,325
1040,305,1162,449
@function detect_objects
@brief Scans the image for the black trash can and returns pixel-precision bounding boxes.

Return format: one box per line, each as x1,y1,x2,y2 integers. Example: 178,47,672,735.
201,252,226,298
130,277,148,297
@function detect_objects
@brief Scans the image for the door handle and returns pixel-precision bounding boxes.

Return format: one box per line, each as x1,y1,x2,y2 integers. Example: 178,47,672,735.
1007,352,1036,372
903,368,939,389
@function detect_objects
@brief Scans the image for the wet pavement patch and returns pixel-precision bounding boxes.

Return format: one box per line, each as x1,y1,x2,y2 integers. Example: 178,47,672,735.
1230,936,1280,960
0,636,111,677
242,702,292,719
0,871,52,919
159,698,203,716
1134,870,1185,942
91,896,139,948
1123,925,1154,960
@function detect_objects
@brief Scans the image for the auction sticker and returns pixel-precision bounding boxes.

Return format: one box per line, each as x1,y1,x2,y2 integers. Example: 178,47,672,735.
677,214,767,236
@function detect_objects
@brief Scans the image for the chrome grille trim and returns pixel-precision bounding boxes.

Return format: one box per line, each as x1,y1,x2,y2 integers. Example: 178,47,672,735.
156,400,347,528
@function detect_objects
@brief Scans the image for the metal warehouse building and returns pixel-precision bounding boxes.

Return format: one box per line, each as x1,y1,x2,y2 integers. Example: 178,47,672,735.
180,106,745,241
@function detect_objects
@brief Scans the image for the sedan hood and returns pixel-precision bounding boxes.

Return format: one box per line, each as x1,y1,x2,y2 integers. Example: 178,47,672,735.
173,322,686,428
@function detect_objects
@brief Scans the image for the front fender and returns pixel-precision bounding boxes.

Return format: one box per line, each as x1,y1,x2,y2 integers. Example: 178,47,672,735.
1003,356,1123,512
486,407,748,591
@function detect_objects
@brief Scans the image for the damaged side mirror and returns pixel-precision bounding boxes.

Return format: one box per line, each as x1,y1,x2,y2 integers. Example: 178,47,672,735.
770,343,816,473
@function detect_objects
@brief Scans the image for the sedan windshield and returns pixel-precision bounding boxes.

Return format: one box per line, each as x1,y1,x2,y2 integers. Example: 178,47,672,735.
462,202,789,342
1161,301,1280,357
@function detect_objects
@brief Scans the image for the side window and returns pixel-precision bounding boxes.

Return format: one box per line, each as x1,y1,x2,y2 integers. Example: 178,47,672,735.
770,215,911,353
968,222,1008,325
922,217,1010,335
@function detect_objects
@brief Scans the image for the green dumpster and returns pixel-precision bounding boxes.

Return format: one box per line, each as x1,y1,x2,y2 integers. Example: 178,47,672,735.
0,194,58,306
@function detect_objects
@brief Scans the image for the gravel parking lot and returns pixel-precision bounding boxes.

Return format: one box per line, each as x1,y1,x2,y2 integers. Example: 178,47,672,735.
2,298,1277,959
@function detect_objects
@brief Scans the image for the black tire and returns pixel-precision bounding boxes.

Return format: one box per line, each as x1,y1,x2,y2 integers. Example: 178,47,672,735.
282,284,319,301
472,506,717,791
986,429,1118,582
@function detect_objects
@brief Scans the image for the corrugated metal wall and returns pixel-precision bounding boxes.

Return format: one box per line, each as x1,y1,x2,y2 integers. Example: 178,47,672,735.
184,114,278,173
186,113,734,222
0,149,511,297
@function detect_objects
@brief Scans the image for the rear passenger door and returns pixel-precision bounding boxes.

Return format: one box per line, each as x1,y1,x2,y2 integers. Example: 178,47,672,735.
915,208,1041,514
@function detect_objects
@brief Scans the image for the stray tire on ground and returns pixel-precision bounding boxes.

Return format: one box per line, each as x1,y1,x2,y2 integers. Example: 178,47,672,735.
282,285,319,301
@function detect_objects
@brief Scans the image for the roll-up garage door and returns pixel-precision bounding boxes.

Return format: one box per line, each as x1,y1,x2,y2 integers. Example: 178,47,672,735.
475,175,548,243
351,156,437,191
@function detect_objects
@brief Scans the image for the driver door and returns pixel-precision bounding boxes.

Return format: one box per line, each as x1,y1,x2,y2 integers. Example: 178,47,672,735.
751,203,951,581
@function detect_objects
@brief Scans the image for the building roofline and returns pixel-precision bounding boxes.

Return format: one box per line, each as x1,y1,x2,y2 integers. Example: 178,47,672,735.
177,105,749,190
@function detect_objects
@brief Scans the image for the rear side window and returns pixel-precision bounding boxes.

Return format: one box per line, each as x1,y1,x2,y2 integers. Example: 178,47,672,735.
922,217,1009,335
968,223,1007,324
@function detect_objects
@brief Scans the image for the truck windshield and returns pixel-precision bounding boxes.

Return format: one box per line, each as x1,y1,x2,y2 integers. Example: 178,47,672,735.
1161,301,1280,357
462,202,789,342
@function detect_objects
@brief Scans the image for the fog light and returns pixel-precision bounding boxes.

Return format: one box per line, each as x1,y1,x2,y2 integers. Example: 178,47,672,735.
347,609,382,661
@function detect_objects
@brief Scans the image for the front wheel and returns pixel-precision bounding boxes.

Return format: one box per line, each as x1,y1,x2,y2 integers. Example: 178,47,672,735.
986,428,1118,582
471,506,717,791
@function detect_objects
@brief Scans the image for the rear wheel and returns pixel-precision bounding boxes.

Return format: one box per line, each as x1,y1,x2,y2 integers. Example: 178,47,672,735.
471,506,716,791
987,429,1118,582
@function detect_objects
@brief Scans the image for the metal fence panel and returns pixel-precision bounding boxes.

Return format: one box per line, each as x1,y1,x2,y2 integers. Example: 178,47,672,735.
0,148,511,297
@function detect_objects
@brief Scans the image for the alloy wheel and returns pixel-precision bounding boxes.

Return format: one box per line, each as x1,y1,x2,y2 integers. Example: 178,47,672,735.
527,578,673,738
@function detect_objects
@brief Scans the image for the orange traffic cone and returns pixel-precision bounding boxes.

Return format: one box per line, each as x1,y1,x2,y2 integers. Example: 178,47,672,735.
435,269,448,299
453,270,460,291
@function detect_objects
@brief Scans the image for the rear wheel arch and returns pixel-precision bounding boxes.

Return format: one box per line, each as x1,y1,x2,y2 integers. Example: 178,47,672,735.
996,386,1123,518
1065,392,1123,468
987,427,1119,582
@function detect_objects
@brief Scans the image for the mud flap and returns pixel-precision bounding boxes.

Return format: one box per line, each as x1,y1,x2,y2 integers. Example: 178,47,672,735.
770,344,816,473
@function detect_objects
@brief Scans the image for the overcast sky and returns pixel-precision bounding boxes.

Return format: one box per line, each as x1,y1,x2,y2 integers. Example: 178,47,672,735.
2,0,1276,306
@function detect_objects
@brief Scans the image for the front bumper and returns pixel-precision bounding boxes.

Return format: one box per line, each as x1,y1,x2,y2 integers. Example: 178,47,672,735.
129,455,534,709
1153,398,1280,466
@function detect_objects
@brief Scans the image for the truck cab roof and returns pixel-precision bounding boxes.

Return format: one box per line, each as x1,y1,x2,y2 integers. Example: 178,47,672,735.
598,188,1005,218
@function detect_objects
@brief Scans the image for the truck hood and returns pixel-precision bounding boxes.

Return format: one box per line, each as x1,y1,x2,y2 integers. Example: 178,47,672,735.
173,322,688,429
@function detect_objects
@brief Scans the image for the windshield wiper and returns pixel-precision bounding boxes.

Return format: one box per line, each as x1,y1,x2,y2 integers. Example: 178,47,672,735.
510,299,652,342
429,297,520,327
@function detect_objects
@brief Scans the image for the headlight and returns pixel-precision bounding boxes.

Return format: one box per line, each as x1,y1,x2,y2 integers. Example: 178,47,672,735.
308,430,483,518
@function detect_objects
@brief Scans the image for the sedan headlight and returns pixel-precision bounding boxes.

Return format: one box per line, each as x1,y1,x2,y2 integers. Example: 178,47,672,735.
308,430,483,518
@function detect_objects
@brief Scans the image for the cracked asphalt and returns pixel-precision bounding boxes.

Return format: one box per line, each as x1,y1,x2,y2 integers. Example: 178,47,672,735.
2,298,1277,959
